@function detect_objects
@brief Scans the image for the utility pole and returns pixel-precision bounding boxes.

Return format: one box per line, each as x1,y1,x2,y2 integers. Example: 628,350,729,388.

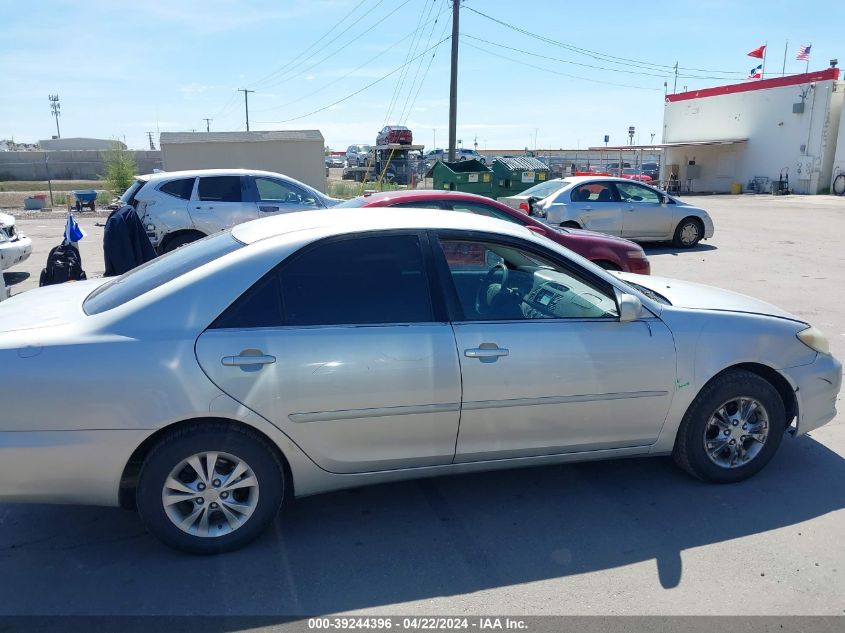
447,0,460,162
672,62,678,94
48,94,61,138
146,131,156,150
203,118,212,132
238,89,255,131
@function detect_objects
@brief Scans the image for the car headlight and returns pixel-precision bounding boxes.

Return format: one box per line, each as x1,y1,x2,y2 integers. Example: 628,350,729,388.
797,326,830,355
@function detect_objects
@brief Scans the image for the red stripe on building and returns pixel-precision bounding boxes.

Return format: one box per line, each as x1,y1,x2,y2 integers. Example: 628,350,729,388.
665,68,840,103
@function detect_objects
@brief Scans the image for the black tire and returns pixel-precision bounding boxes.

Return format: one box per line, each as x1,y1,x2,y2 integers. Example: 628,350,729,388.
673,370,786,483
833,173,845,196
560,221,580,229
137,422,285,554
595,259,621,271
162,232,204,253
672,217,703,248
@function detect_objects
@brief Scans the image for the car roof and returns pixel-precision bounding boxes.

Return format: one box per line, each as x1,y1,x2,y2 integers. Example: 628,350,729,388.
231,208,532,245
138,168,297,182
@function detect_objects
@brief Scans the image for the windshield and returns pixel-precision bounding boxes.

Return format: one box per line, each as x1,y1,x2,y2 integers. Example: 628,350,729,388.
519,180,569,199
83,232,243,315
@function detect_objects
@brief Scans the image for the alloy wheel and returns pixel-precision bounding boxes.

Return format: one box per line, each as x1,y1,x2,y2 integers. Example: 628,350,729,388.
703,397,770,469
161,451,260,538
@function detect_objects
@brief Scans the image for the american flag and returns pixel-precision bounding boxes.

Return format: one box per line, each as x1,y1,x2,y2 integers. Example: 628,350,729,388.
796,45,811,61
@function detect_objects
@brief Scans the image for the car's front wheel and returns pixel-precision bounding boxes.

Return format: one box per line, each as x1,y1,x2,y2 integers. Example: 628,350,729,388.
673,370,786,483
137,423,285,554
673,217,703,248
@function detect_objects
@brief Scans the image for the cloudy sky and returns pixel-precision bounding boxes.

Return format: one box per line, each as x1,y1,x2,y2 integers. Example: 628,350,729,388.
1,0,840,151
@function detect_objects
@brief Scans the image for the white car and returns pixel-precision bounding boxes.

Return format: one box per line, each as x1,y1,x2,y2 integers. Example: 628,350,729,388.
0,211,33,272
499,177,714,248
118,169,340,253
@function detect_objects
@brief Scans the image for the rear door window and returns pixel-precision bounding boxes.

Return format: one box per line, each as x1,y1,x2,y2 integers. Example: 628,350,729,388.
159,178,196,200
198,176,243,202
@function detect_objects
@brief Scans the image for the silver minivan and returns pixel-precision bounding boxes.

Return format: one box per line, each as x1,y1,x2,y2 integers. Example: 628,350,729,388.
119,169,339,253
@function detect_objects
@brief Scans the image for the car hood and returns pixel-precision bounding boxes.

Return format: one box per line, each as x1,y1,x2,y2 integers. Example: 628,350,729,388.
615,273,804,322
0,278,109,333
0,211,15,228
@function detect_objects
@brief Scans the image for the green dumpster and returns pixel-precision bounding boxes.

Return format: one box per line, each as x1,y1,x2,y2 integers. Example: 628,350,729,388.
425,159,493,195
492,157,551,197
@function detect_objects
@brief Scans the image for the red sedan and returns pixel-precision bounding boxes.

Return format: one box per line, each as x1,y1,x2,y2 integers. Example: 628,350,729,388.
336,191,651,274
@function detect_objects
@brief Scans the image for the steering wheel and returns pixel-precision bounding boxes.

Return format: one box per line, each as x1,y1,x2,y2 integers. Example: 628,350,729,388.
474,262,509,316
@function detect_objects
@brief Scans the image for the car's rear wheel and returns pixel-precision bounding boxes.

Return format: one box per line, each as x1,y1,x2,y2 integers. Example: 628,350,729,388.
560,221,580,229
673,217,703,248
137,423,285,554
673,370,785,483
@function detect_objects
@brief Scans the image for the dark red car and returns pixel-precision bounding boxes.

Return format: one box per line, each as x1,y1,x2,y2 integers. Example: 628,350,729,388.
376,125,413,146
336,190,651,274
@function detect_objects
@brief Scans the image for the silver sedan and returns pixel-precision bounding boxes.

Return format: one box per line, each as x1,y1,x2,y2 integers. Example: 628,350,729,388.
499,176,715,248
0,210,839,553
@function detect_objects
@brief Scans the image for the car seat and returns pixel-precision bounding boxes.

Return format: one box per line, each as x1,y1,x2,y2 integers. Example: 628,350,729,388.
597,188,612,202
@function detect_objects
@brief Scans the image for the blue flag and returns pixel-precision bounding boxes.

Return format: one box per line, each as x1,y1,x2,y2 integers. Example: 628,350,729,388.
64,214,86,244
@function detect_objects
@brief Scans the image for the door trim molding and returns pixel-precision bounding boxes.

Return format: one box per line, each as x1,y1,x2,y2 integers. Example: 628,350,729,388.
462,390,668,411
289,402,461,423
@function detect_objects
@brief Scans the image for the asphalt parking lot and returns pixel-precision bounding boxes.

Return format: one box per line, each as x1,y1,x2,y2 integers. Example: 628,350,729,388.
1,195,844,616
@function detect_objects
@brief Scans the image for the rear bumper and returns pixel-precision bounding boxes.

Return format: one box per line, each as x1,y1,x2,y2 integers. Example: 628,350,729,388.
0,429,152,506
782,353,843,435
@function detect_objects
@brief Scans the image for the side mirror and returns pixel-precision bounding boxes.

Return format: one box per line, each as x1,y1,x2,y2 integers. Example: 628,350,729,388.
617,293,643,323
485,250,505,268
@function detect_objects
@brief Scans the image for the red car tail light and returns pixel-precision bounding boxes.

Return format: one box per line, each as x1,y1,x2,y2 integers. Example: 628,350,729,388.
518,202,530,213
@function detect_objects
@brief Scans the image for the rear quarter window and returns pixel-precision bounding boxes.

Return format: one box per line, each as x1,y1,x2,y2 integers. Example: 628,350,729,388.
83,232,243,315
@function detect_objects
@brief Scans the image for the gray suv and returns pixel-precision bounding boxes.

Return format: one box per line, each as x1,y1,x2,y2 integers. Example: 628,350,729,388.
119,169,340,253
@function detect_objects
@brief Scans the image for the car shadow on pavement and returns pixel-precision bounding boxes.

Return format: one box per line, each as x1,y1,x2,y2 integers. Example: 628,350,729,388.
642,243,718,256
0,434,842,615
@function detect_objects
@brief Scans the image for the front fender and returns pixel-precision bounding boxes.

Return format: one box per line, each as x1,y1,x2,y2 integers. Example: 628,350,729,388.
649,309,814,453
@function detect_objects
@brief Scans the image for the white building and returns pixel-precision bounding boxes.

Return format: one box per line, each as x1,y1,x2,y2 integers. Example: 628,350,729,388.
160,130,326,192
661,68,843,194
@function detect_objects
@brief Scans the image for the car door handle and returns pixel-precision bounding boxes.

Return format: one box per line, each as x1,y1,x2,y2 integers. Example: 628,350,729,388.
464,346,509,360
222,354,276,366
582,205,592,211
259,205,280,213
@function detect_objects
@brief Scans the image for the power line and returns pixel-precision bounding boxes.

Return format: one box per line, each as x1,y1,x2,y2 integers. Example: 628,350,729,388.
253,35,450,125
402,0,451,124
462,39,662,92
248,0,373,89
255,0,412,92
383,0,436,125
464,5,747,77
397,0,445,123
463,33,671,79
251,7,448,115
